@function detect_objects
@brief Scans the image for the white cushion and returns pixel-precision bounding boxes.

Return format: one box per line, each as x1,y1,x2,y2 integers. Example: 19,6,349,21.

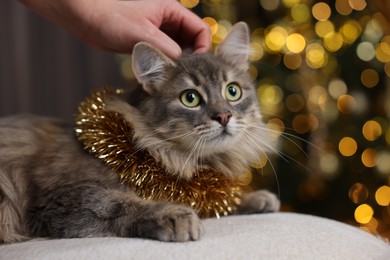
1,213,389,259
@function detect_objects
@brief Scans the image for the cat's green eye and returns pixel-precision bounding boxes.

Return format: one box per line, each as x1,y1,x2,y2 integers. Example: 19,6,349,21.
180,90,201,107
225,83,242,101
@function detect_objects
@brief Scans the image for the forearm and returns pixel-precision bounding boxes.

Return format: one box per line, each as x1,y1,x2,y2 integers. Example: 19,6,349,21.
18,0,95,39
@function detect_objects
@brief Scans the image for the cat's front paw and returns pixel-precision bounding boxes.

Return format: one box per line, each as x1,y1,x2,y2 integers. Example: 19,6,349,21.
135,204,201,242
237,190,280,214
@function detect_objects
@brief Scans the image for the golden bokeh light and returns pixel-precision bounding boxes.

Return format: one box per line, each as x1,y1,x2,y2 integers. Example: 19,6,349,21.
286,94,305,112
385,62,390,78
292,114,318,134
365,19,383,43
349,0,367,11
376,42,390,63
362,120,382,141
324,32,344,52
119,56,133,81
286,33,306,53
335,0,353,15
282,0,300,8
248,64,258,80
352,91,368,114
252,28,264,39
337,94,356,114
354,204,374,224
249,42,264,61
251,153,269,169
322,101,340,122
257,84,284,106
339,137,358,157
315,20,334,38
361,148,376,168
361,69,379,88
381,35,390,47
211,24,228,44
292,115,311,134
372,12,388,31
312,2,331,21
340,20,362,44
349,183,369,204
308,85,327,108
328,79,348,99
180,0,199,9
265,26,288,52
266,117,285,140
260,0,280,11
336,0,353,15
309,115,319,131
356,42,376,62
319,152,339,177
283,53,303,70
239,171,253,186
218,20,232,32
375,151,390,175
305,43,327,69
203,17,218,35
362,217,379,233
291,4,311,23
375,185,390,206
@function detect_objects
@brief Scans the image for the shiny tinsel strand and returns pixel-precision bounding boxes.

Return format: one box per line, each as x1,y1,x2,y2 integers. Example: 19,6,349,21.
74,87,246,218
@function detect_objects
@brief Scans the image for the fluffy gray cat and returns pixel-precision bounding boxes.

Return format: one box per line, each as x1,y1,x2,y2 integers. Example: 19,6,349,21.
0,22,279,243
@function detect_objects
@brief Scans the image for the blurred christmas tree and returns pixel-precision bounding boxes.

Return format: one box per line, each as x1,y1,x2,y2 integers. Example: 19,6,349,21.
176,0,390,239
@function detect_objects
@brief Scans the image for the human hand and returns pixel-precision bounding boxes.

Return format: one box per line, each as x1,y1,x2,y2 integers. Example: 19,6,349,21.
20,0,211,59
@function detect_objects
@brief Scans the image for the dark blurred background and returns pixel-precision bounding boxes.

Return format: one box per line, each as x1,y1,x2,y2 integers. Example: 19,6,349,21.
1,0,390,240
0,1,127,123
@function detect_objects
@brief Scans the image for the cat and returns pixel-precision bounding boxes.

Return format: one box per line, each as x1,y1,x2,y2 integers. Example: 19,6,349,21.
0,22,280,243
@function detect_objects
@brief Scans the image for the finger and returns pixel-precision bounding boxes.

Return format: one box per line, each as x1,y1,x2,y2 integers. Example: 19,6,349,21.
160,2,211,53
179,12,211,53
141,25,183,59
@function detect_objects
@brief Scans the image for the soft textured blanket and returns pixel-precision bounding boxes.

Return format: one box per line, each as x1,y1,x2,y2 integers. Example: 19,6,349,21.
1,213,389,259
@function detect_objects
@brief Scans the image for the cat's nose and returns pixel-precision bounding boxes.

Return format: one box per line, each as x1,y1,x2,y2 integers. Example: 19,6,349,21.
212,111,232,126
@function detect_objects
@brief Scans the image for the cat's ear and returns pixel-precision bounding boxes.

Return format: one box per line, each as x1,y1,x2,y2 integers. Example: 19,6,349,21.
132,43,175,94
215,22,250,69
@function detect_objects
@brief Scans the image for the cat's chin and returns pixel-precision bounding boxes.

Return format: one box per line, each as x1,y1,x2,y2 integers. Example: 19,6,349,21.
205,137,237,155
203,127,241,153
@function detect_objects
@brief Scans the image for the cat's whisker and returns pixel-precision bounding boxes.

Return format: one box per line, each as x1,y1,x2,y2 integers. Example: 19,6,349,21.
170,134,205,187
240,130,274,167
240,131,281,197
179,133,206,176
252,115,322,147
243,129,289,162
245,123,321,157
197,135,208,173
243,128,289,160
239,133,265,172
243,128,313,174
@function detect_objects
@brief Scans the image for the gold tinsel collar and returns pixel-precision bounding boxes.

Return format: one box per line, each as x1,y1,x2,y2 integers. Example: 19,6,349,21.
75,88,246,218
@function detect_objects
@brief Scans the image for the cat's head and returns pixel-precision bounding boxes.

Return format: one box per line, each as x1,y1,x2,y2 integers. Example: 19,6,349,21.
111,22,273,179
